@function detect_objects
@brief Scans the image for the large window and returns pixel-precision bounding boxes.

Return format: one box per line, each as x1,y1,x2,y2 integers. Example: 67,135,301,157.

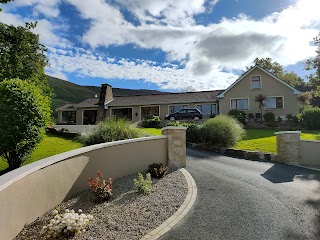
61,111,76,124
251,76,261,89
264,97,283,109
196,104,217,115
169,105,188,114
141,106,160,120
231,98,249,110
83,110,97,125
112,108,133,121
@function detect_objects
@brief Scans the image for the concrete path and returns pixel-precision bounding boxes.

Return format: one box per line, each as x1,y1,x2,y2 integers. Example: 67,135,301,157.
159,148,320,240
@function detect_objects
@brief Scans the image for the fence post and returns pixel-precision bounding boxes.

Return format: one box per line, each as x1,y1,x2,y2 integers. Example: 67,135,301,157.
162,127,187,168
274,131,301,165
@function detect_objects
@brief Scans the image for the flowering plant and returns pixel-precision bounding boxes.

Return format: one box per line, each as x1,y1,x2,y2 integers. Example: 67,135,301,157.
41,208,93,238
88,170,113,201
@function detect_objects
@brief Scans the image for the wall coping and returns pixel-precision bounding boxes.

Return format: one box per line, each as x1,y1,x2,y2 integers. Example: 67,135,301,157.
300,139,320,143
0,136,167,192
274,131,301,135
162,127,187,131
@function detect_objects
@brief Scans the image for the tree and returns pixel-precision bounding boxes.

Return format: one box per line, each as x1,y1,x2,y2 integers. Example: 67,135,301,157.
0,22,51,95
0,79,51,170
246,57,283,77
255,94,266,123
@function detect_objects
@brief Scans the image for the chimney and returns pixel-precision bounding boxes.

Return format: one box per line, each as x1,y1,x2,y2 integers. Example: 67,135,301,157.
97,84,113,122
99,84,113,106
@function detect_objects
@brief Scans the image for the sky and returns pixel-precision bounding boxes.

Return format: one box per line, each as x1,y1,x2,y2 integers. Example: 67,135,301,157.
1,0,320,92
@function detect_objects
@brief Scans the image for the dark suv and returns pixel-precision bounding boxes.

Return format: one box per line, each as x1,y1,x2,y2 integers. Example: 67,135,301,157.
165,108,202,120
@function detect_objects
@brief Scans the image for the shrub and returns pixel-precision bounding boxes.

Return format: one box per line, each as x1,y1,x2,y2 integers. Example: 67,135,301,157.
263,112,275,122
266,121,278,127
80,118,142,145
286,114,294,121
0,79,51,170
166,121,202,143
201,115,245,148
148,163,169,178
41,208,93,238
300,107,320,130
228,109,246,125
141,116,161,128
133,173,152,194
88,170,113,202
277,116,283,123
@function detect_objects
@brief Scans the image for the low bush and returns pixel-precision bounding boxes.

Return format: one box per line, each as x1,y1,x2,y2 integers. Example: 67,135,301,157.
201,115,245,148
46,127,80,138
88,170,113,202
80,118,142,145
228,110,246,125
133,173,152,194
41,208,93,238
263,112,275,122
148,163,169,178
141,116,161,128
299,107,320,130
166,121,202,143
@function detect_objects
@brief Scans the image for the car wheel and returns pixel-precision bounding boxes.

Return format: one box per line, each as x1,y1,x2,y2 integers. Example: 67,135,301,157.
193,116,200,120
170,116,175,121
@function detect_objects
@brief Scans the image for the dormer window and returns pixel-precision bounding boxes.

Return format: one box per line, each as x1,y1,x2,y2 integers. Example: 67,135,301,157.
251,76,261,89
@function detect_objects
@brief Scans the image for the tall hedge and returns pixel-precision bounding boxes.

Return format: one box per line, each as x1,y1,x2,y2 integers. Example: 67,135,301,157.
0,79,51,169
300,107,320,130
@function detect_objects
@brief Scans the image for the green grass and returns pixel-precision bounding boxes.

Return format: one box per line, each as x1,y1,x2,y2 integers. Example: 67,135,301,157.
233,129,320,153
140,128,162,136
0,133,84,174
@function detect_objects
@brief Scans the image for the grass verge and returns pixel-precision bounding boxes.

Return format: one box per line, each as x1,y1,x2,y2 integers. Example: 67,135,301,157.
0,133,84,174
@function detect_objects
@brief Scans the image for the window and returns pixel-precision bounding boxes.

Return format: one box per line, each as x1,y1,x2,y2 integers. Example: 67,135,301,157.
112,108,132,121
141,106,159,120
264,97,283,109
231,99,249,110
251,76,261,89
62,111,76,124
169,105,188,113
83,110,97,125
196,104,217,115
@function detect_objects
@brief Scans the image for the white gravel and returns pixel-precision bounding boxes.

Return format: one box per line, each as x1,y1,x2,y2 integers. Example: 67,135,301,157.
15,169,187,240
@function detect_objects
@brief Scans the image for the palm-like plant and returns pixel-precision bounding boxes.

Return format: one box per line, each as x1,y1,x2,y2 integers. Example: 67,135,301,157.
255,94,266,123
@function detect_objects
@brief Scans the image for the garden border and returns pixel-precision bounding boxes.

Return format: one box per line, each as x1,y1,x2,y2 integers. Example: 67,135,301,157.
140,168,197,240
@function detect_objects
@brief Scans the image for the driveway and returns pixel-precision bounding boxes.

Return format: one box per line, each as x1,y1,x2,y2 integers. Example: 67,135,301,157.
160,148,320,240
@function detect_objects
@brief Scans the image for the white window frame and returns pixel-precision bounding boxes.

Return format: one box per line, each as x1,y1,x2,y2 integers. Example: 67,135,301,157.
140,105,161,121
168,104,189,114
195,103,217,115
230,98,250,111
251,75,262,90
264,96,284,110
110,107,134,121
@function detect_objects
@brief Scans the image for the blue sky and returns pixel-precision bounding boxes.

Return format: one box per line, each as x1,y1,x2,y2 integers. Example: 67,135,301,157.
1,0,319,92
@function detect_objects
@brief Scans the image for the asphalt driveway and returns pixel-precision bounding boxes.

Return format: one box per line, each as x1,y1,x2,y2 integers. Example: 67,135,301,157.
160,148,320,240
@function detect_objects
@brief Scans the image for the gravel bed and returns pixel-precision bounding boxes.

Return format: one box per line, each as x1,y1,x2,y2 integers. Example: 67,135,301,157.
15,169,188,240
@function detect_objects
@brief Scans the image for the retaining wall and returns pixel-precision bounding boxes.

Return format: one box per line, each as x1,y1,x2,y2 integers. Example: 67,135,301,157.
0,134,175,240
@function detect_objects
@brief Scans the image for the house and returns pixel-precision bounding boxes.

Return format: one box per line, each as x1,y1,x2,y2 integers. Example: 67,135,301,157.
217,65,300,119
56,66,301,125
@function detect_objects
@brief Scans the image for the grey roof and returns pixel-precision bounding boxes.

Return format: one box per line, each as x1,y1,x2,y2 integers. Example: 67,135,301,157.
75,98,99,108
108,90,223,107
55,103,77,111
56,90,224,111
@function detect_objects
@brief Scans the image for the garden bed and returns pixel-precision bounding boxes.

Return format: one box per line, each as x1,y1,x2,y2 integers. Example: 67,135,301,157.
14,169,187,240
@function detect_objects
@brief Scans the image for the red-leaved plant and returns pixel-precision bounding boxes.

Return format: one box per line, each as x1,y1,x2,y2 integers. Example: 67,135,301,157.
88,170,113,202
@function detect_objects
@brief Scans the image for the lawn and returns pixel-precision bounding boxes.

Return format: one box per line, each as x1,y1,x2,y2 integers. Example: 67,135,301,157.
0,133,84,174
139,127,320,154
233,129,320,153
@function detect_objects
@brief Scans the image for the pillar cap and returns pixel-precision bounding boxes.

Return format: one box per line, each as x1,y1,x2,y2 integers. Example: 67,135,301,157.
274,131,301,135
162,126,187,131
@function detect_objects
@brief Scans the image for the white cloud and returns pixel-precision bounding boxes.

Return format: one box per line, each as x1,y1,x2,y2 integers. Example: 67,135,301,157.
14,0,61,17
